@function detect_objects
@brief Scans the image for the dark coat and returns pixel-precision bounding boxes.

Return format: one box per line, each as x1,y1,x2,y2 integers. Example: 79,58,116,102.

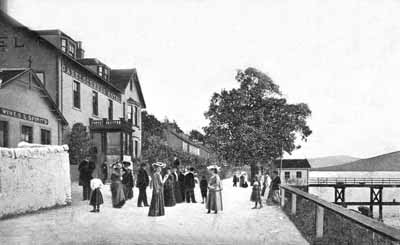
137,168,149,189
200,179,208,191
78,160,93,186
184,172,195,190
122,168,134,188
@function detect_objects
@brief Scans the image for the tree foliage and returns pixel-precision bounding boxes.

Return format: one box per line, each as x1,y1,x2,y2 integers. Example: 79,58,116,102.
67,123,94,165
189,129,205,143
203,67,312,168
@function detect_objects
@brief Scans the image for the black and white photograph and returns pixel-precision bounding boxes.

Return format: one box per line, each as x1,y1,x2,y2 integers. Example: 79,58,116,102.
1,0,400,244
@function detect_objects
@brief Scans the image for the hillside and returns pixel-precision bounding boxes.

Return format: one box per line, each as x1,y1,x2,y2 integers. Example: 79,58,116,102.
313,151,400,171
308,155,360,169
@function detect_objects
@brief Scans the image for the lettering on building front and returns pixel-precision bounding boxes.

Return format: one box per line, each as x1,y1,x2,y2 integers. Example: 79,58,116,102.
62,60,121,102
0,107,48,125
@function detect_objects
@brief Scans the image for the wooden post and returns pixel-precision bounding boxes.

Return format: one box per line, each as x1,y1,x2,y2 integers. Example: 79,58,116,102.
370,187,374,218
316,206,324,238
281,188,285,207
291,193,297,215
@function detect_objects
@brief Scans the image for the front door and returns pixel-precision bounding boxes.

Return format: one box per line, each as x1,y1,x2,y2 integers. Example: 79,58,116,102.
0,121,8,147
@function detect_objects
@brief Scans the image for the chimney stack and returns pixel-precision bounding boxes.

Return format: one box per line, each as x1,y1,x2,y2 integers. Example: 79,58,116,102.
76,41,85,59
0,0,8,14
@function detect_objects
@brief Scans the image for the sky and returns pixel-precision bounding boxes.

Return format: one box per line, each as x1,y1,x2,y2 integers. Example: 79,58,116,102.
7,0,400,159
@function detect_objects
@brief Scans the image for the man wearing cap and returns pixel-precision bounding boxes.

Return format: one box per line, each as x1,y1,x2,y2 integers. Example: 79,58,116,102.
137,163,149,207
184,167,197,203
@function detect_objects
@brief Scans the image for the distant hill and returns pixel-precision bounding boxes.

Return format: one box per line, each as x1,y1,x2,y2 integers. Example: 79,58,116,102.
308,155,360,169
313,151,400,171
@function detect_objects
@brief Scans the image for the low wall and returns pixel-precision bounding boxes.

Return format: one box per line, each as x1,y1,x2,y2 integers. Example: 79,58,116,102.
280,185,400,244
0,145,71,218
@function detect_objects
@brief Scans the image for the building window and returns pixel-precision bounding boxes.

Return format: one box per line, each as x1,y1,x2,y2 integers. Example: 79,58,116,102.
98,66,103,77
0,121,8,147
73,81,80,109
104,68,109,80
21,125,33,143
134,106,138,126
61,38,67,52
284,171,290,180
296,171,302,179
123,102,126,119
35,72,45,86
40,129,51,145
129,105,133,122
68,42,75,57
108,99,113,120
134,140,138,158
92,91,98,116
129,79,133,91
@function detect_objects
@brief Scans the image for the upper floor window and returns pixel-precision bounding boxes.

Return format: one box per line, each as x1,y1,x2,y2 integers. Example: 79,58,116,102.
61,38,67,52
129,79,133,91
73,81,81,109
134,106,138,126
296,171,302,179
40,129,51,145
21,125,33,143
98,66,103,77
104,68,109,80
108,99,113,120
92,91,98,116
68,42,75,57
284,171,290,180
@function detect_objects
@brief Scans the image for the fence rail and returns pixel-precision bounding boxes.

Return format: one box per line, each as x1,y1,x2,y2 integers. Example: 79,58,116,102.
309,177,400,186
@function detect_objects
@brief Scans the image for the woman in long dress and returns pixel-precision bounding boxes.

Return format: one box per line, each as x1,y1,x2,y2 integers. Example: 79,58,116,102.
110,163,126,208
148,163,169,217
206,168,223,214
164,168,176,207
172,167,183,203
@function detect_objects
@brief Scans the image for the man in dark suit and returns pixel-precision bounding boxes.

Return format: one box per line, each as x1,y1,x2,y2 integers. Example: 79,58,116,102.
184,167,196,203
136,163,149,207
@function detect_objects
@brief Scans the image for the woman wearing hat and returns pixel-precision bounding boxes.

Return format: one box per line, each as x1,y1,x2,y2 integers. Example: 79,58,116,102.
148,162,169,216
206,166,223,214
110,162,126,208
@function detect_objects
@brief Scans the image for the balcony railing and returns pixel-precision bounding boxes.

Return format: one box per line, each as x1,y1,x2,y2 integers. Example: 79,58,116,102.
89,118,133,132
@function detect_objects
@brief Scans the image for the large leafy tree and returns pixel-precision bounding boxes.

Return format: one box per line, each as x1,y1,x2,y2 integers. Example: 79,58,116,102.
204,67,312,174
67,123,93,165
189,129,205,143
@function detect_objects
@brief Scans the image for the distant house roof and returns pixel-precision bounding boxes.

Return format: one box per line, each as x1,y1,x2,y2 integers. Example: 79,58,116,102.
0,11,121,94
35,29,76,41
273,159,311,169
0,68,68,125
313,151,400,171
110,69,146,108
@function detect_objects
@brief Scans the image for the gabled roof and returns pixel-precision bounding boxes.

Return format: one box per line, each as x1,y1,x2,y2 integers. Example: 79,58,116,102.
110,69,146,108
0,68,68,125
77,58,105,66
0,10,121,94
273,159,311,169
313,151,400,172
35,29,76,41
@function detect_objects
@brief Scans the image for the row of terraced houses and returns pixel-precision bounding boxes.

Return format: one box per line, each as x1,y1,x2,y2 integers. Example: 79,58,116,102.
0,7,146,169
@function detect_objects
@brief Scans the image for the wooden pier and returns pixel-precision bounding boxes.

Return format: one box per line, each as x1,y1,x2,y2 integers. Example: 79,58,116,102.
308,177,400,221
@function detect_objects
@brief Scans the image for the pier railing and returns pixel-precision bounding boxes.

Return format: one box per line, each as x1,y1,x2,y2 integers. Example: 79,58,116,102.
280,185,400,244
309,177,400,187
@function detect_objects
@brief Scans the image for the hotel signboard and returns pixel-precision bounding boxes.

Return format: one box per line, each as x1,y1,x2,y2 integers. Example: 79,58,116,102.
0,107,48,125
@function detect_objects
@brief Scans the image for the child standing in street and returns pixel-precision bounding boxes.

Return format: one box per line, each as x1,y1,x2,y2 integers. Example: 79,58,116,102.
200,175,208,204
250,176,262,209
89,178,104,213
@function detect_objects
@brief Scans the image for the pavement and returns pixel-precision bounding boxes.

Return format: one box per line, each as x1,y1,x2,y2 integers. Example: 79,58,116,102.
0,179,308,245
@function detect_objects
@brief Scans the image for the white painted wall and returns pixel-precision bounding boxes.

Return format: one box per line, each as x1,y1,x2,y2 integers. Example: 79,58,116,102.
0,145,71,218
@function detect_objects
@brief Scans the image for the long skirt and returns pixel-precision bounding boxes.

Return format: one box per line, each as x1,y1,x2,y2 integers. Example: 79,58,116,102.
206,190,223,211
123,185,134,200
111,181,126,208
148,190,165,216
174,183,184,203
164,185,176,207
250,189,261,202
89,188,104,206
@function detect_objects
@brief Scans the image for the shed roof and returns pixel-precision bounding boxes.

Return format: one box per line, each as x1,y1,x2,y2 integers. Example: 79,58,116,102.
273,159,311,169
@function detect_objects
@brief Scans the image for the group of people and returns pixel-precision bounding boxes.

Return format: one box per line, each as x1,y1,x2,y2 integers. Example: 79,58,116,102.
250,170,281,209
148,160,223,216
78,157,224,216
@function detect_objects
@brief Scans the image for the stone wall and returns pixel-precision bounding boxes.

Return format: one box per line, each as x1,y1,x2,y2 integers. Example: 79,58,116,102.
281,186,400,244
0,145,71,219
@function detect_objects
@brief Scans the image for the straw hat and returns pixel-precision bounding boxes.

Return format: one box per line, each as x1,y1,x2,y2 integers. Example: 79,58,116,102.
152,162,166,168
207,164,221,171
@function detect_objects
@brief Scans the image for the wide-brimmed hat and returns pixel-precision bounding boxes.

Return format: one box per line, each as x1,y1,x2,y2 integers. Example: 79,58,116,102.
112,162,123,169
207,164,221,171
152,162,166,168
